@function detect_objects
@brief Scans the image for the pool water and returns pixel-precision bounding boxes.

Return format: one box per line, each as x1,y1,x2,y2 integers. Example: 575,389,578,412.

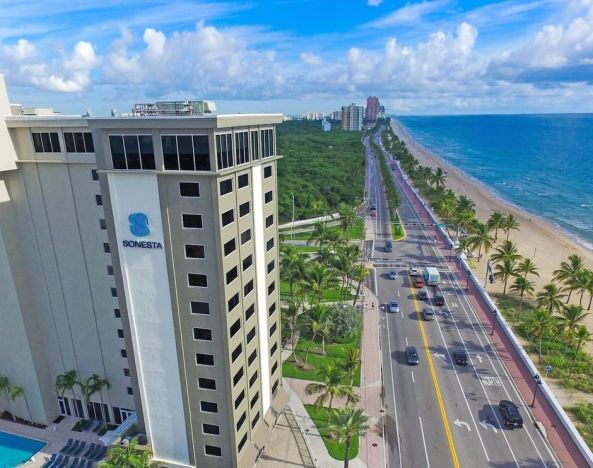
0,431,46,468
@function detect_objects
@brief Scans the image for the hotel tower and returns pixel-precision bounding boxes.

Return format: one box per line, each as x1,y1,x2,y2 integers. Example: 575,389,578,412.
0,74,287,467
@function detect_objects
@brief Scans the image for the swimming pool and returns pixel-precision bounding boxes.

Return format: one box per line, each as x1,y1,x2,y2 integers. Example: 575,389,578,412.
0,431,46,468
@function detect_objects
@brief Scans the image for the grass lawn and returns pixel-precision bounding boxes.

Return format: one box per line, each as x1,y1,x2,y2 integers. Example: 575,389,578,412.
304,404,359,461
566,403,593,448
283,334,361,386
392,222,405,241
280,219,364,241
280,280,353,303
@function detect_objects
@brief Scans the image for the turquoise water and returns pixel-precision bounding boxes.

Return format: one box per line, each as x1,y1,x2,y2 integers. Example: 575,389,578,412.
397,114,593,249
0,431,46,467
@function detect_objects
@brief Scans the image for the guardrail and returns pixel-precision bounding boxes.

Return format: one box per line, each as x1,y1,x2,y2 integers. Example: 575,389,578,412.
383,139,593,466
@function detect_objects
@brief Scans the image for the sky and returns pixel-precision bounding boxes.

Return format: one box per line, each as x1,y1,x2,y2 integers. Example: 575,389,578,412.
1,0,593,115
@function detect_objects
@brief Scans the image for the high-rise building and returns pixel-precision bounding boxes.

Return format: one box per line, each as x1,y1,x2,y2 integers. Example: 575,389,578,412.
330,110,342,121
132,100,216,116
365,96,380,122
341,103,364,131
321,119,331,132
305,112,324,120
0,74,286,468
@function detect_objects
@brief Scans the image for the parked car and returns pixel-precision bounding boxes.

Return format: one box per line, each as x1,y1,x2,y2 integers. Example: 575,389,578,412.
414,277,425,288
389,301,400,313
410,266,419,276
406,346,419,365
434,293,445,306
417,289,428,300
499,400,523,428
389,271,398,280
422,308,435,321
453,350,469,366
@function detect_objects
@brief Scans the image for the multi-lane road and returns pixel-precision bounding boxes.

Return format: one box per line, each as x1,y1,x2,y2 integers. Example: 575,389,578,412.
363,133,560,468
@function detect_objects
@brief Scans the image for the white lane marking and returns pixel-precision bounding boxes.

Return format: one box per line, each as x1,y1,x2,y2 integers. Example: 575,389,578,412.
480,375,503,387
373,268,378,296
475,354,483,364
433,352,446,361
454,419,471,432
419,416,430,468
411,371,415,384
480,420,499,433
405,336,409,346
398,289,400,297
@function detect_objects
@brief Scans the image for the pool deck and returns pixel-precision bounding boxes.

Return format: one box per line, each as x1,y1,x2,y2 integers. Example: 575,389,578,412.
0,417,105,467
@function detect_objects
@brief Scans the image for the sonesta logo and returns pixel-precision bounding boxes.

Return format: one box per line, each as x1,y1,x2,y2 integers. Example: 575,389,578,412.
122,212,163,250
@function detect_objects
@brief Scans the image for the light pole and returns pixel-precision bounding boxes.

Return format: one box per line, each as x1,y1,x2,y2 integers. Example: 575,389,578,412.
490,309,497,336
290,192,295,242
466,268,471,291
531,373,542,407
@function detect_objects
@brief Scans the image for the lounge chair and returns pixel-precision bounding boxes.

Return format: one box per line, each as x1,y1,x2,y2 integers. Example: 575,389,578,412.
65,439,80,455
42,453,57,468
84,460,94,468
60,439,74,453
94,445,107,461
88,445,102,460
83,443,96,458
73,440,86,456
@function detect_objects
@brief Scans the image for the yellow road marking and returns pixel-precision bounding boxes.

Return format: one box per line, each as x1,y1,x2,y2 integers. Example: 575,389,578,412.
410,274,461,468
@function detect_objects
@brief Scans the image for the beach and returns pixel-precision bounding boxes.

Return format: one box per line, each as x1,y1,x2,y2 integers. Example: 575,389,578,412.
391,119,593,351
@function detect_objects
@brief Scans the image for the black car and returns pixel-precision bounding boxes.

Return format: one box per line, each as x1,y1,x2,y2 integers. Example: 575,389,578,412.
434,293,445,306
405,346,419,365
417,289,428,300
499,400,523,428
453,351,469,366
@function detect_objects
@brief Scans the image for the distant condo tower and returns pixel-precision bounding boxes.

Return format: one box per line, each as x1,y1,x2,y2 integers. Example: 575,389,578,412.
0,74,286,468
365,96,380,122
341,103,364,131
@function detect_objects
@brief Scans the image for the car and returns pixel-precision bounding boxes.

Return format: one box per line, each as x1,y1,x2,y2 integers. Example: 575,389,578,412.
406,346,419,365
434,293,445,306
414,277,425,288
409,266,419,276
389,271,398,280
389,301,400,313
417,289,428,300
385,240,393,252
422,308,435,321
499,400,523,428
453,350,469,366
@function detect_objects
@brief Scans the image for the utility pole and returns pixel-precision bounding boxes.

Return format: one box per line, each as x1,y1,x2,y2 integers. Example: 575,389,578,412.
290,192,295,242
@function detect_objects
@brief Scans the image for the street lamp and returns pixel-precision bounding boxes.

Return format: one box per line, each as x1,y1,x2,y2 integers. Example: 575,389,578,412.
466,268,471,291
290,192,295,242
490,309,497,336
530,373,542,407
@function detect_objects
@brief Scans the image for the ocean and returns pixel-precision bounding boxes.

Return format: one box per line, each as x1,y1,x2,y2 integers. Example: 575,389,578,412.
397,114,593,250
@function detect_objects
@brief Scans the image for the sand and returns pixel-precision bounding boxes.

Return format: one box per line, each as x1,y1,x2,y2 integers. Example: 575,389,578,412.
390,120,593,350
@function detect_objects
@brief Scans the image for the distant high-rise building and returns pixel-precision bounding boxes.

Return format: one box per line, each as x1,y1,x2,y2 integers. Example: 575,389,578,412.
321,119,331,132
132,100,216,116
341,103,364,131
365,96,380,122
330,110,342,121
305,112,324,120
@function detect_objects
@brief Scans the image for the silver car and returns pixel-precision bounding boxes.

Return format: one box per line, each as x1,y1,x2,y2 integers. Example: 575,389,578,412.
422,308,435,321
389,301,400,313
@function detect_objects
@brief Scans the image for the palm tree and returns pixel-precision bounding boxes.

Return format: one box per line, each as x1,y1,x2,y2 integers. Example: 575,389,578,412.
338,203,358,234
487,211,505,241
526,309,555,363
536,283,566,313
586,272,593,311
89,374,111,428
468,222,494,261
352,264,369,307
309,222,331,250
574,268,593,307
80,377,99,420
494,258,518,295
456,210,476,234
456,195,476,216
341,349,361,386
99,436,158,467
284,299,304,365
431,167,446,188
10,385,32,422
333,251,356,303
568,325,593,379
280,246,306,299
55,370,83,418
490,240,521,265
502,213,520,240
304,262,337,305
302,305,330,367
557,305,589,351
327,407,369,468
553,254,584,303
305,365,359,410
0,376,15,422
509,276,535,309
517,258,539,280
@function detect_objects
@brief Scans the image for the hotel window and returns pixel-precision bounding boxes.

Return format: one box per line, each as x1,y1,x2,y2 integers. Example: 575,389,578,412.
103,243,110,253
203,424,220,435
245,304,255,321
238,173,249,188
193,328,212,341
272,380,279,396
223,238,236,256
185,244,205,258
188,274,207,287
265,190,273,204
198,377,216,390
264,165,272,178
249,371,258,388
204,445,221,457
271,361,278,375
107,265,113,275
250,130,260,160
238,433,247,452
247,327,256,343
221,209,234,227
234,389,245,408
196,353,214,366
235,131,249,165
252,412,260,428
267,260,275,274
266,238,274,251
162,135,211,171
191,301,210,315
271,342,278,356
266,215,274,228
109,135,155,170
244,280,253,297
250,392,259,409
120,349,127,358
219,178,233,195
179,182,200,197
215,133,234,170
111,288,118,297
182,214,203,228
229,318,241,338
231,343,242,362
228,293,240,312
261,129,274,158
239,201,250,217
240,229,251,245
114,308,121,318
200,401,218,413
127,387,134,395
117,329,124,338
95,195,103,206
248,349,257,366
242,254,253,271
91,169,99,181
226,266,238,285
32,132,61,153
268,282,275,295
236,412,246,431
64,132,94,153
269,302,276,316
269,322,277,336
124,368,130,377
99,219,107,230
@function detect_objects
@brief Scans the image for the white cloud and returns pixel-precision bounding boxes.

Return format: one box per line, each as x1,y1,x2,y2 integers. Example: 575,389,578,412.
300,52,323,66
365,0,451,28
368,0,383,6
3,39,36,60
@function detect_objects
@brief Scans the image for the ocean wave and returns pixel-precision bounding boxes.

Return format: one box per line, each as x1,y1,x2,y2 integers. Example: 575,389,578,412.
581,204,593,208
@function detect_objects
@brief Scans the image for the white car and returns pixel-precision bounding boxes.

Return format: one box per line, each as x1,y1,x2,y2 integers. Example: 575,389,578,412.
410,266,419,276
389,301,400,313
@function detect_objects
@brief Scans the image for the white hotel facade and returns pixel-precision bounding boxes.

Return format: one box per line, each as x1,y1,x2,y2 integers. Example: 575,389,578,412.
0,75,287,467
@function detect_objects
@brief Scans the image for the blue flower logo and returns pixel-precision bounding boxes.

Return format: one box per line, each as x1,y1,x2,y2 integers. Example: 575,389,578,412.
129,212,150,237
